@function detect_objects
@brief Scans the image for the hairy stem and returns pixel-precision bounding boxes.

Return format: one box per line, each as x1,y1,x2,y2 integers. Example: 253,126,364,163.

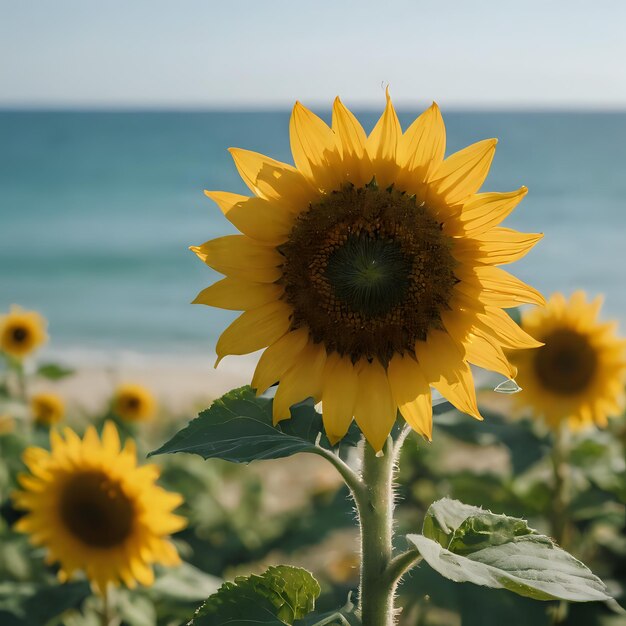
384,549,423,588
358,438,396,626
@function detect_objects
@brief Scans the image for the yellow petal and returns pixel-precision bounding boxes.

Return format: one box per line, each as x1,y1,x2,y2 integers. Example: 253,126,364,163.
251,327,310,394
332,97,366,161
398,102,446,179
429,138,497,205
415,330,482,420
193,278,283,311
353,359,397,452
272,341,327,424
229,148,315,212
365,88,401,185
464,329,517,379
290,102,342,190
215,301,292,364
321,352,358,444
476,306,543,349
467,266,546,308
387,354,433,440
460,187,528,235
204,191,295,244
190,235,283,283
455,228,543,265
102,421,121,454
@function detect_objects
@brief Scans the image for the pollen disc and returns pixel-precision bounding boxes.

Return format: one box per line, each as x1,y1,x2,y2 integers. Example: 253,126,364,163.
279,184,458,365
533,329,597,394
60,471,135,548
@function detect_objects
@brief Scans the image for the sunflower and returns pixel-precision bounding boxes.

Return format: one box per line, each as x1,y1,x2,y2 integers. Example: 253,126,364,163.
0,414,15,436
13,422,185,593
509,291,626,430
0,305,48,360
192,92,544,451
112,383,157,422
31,391,65,426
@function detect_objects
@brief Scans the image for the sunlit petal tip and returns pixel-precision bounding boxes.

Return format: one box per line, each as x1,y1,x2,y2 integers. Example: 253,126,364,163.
189,245,206,261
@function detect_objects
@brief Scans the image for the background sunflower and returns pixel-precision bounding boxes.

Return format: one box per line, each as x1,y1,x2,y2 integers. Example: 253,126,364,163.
30,391,64,426
13,422,186,593
0,306,48,361
112,383,157,423
510,291,626,430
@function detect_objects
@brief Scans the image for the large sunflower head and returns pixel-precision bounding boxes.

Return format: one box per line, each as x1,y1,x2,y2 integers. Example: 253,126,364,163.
509,291,626,430
112,383,157,423
13,422,185,593
192,93,544,451
31,391,65,427
0,305,48,360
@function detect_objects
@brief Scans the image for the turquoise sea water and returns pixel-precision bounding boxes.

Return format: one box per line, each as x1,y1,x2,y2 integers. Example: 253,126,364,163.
1,110,625,361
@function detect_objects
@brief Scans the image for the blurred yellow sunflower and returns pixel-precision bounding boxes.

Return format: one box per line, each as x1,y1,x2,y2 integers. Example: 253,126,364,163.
192,92,544,451
0,305,48,360
13,422,185,593
112,383,157,422
509,291,626,430
31,391,65,426
0,414,15,435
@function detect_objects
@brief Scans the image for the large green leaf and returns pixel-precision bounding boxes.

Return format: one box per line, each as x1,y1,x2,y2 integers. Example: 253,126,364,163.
150,386,360,463
408,498,611,603
191,565,320,625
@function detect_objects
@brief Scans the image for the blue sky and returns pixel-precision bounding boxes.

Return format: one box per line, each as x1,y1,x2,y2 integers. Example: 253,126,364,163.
2,0,625,109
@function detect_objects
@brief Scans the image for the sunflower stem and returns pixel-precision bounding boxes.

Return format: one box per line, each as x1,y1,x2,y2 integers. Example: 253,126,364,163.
357,437,396,626
550,425,570,548
101,586,111,626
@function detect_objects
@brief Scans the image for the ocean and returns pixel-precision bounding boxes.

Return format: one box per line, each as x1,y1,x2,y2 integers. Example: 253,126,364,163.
1,110,625,364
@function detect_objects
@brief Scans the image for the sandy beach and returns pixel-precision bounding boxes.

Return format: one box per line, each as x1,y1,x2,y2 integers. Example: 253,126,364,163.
30,349,259,416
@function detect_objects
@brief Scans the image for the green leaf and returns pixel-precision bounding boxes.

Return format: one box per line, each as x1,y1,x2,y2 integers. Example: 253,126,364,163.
36,363,75,380
294,593,360,625
21,581,91,625
150,386,360,463
408,498,611,603
191,565,320,625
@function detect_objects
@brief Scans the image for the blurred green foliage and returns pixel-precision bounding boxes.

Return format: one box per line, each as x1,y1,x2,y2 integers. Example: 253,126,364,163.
1,347,625,624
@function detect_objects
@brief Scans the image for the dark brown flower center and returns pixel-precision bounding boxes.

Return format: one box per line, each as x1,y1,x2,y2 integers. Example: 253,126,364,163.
60,471,134,548
279,182,458,365
36,402,55,421
533,329,597,394
12,327,28,343
125,396,141,411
